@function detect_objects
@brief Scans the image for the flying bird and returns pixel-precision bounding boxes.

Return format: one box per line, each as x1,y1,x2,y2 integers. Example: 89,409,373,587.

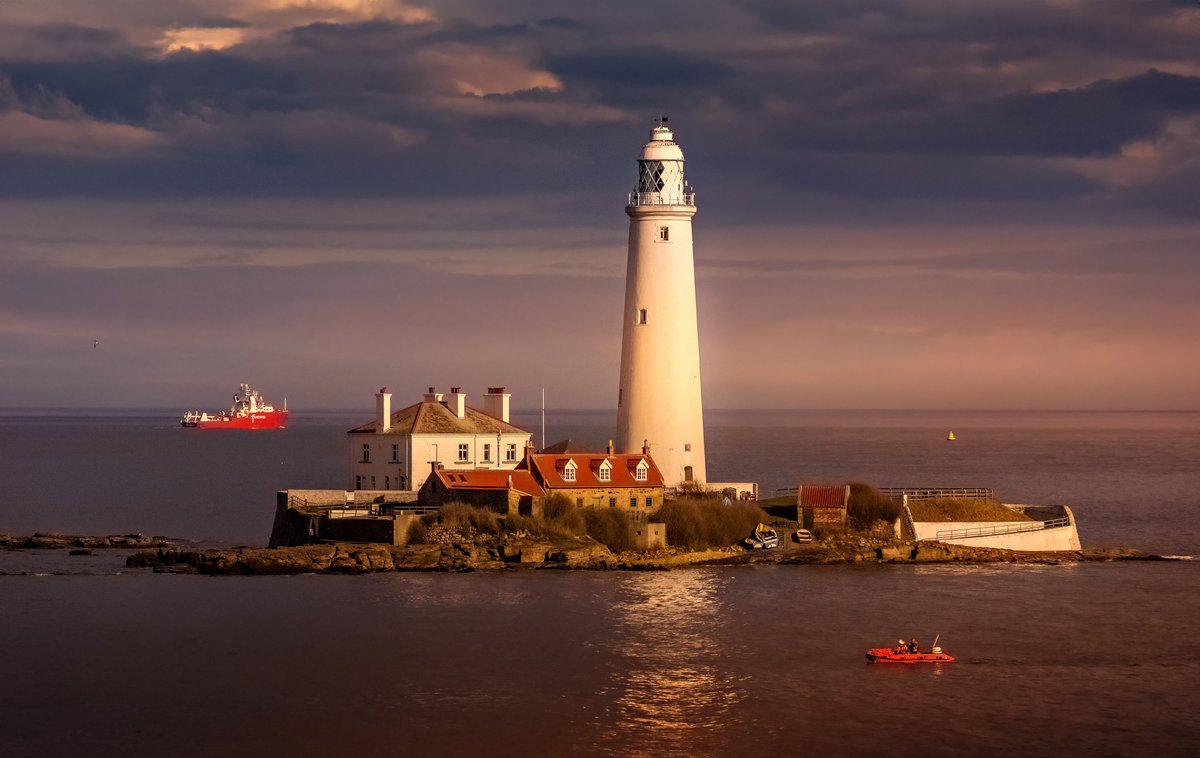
93,340,99,348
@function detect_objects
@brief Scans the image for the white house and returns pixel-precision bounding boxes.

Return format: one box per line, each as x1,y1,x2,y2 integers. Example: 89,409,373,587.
347,386,532,492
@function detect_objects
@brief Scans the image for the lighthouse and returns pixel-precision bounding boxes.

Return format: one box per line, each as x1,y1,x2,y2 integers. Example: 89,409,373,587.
615,118,706,487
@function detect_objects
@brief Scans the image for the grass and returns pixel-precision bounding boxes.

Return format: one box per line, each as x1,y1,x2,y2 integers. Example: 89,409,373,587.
427,501,502,535
847,482,903,530
652,495,767,550
906,498,1031,522
581,508,635,553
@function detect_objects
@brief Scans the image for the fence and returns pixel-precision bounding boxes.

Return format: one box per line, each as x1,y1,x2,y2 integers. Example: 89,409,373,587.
880,487,994,502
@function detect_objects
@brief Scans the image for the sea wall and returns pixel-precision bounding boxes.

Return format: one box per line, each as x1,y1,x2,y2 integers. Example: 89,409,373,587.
911,505,1081,551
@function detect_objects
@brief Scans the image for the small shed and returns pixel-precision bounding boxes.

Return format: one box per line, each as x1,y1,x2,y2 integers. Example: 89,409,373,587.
797,484,850,532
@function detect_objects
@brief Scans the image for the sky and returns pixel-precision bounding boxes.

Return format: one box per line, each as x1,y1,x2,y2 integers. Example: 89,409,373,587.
2,0,1199,411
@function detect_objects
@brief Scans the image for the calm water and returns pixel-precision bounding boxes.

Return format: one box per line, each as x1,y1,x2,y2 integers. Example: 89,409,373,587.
2,410,1198,756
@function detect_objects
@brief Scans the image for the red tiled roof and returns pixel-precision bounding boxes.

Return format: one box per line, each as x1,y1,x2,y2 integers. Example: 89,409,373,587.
797,484,848,508
348,400,529,436
433,468,545,497
521,452,664,489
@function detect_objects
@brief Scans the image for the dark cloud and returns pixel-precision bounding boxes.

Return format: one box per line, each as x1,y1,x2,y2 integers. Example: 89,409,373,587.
763,70,1200,159
0,0,1198,214
545,45,736,88
30,23,125,44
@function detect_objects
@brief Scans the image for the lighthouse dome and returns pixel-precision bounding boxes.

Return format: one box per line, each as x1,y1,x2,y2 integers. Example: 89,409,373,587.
638,125,685,161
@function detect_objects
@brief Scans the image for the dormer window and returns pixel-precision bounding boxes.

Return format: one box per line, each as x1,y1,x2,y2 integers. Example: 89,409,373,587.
598,459,612,482
562,459,577,482
634,460,648,482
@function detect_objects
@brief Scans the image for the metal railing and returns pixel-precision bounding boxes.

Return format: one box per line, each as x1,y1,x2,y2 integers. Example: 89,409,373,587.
880,487,994,501
627,191,696,207
935,517,1071,541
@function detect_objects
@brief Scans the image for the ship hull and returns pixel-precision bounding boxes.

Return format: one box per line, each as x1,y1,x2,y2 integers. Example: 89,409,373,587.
192,410,289,430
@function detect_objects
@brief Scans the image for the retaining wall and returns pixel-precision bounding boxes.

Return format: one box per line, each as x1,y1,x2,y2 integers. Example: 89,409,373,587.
909,504,1080,551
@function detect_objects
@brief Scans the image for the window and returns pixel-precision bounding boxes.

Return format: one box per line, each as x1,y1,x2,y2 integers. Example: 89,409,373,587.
684,465,693,482
506,443,517,462
576,497,584,507
658,226,669,241
645,496,653,508
598,466,611,482
361,444,371,463
638,160,665,193
483,443,491,463
385,476,390,490
636,308,647,325
608,497,617,507
563,466,576,482
355,475,362,489
635,462,648,482
630,497,637,508
458,443,469,462
684,443,691,452
370,476,376,489
391,444,400,463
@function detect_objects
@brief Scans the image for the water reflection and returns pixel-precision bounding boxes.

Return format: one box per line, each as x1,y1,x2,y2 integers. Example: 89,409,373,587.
595,570,749,756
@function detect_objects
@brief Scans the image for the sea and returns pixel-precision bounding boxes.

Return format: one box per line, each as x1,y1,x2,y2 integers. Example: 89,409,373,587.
1,409,1197,756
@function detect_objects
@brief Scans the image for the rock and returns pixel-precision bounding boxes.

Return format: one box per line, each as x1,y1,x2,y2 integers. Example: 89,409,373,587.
68,548,93,556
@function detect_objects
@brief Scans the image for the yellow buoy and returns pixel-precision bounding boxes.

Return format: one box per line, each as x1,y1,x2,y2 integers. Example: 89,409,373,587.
947,431,956,441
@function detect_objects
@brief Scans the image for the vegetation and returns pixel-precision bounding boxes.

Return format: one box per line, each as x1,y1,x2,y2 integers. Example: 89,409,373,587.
540,493,587,537
907,498,1031,523
405,518,428,544
434,501,501,535
847,482,903,530
653,495,767,550
581,508,635,553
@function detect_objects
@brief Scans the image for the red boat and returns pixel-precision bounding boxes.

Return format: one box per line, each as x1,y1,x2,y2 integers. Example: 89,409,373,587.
180,384,289,430
866,644,955,664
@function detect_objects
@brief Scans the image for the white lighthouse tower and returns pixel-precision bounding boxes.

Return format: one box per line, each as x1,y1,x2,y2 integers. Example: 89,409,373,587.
615,118,706,487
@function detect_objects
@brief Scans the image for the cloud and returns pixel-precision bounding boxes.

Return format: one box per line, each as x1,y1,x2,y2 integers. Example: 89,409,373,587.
0,75,165,156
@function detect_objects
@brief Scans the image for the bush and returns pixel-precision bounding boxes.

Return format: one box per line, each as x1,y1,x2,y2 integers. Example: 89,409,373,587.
847,482,902,530
501,513,544,536
582,508,635,553
653,498,767,550
542,494,586,537
406,519,428,544
434,501,500,535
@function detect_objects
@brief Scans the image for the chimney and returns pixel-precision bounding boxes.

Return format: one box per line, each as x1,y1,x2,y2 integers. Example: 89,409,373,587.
484,386,511,423
642,439,650,456
448,387,466,419
607,439,613,455
423,386,444,403
375,387,391,433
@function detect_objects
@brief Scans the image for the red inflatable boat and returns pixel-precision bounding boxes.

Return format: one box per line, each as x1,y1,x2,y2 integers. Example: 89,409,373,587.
866,646,955,663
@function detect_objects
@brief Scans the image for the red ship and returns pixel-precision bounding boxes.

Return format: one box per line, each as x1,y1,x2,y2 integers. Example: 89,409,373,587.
180,384,290,429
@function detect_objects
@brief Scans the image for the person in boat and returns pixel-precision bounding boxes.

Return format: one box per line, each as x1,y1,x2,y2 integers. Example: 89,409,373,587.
895,639,908,655
908,639,920,654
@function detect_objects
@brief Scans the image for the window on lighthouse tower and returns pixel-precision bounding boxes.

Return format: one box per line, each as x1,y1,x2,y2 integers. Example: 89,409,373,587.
636,309,647,325
658,226,670,241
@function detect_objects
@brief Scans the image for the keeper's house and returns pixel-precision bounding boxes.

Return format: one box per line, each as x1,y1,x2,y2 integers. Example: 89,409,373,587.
347,386,532,493
419,442,665,518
